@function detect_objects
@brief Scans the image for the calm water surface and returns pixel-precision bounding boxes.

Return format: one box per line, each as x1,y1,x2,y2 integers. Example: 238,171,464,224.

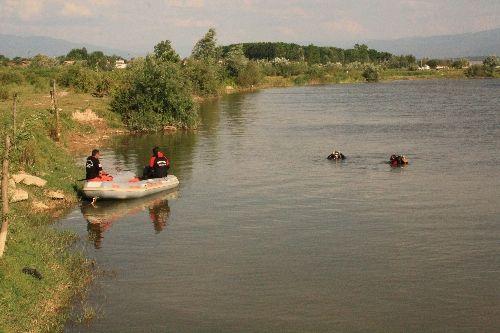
62,79,499,332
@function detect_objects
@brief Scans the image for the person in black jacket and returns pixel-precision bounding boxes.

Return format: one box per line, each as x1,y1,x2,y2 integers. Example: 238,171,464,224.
86,149,112,180
86,149,102,180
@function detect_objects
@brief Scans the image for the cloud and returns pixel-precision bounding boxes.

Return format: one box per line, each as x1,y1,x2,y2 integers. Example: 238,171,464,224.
60,2,92,17
1,0,46,20
172,17,213,28
0,0,115,21
167,0,204,8
276,26,296,37
323,18,366,35
89,0,116,5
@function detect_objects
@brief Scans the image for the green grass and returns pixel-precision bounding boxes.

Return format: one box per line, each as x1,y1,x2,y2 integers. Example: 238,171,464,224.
0,210,92,332
0,85,105,333
380,68,466,80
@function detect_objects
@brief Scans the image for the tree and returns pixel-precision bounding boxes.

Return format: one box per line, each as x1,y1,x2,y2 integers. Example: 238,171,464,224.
66,47,88,61
191,28,218,61
225,44,248,77
111,56,198,130
304,44,321,64
0,55,9,66
426,59,439,69
185,58,222,96
87,51,110,70
451,58,468,69
154,40,180,63
353,44,370,63
483,56,498,77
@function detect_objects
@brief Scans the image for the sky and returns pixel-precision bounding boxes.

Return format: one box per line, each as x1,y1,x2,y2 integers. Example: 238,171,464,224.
0,0,499,56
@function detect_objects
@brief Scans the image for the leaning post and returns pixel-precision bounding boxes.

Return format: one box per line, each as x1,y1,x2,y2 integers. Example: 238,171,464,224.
51,80,61,141
0,135,11,257
12,93,17,139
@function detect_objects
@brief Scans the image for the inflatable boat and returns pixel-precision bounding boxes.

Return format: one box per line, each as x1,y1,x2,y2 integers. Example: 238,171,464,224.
82,175,179,200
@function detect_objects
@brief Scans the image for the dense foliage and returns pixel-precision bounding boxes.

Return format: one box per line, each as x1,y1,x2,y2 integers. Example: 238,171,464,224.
111,56,198,131
221,42,398,65
362,65,380,82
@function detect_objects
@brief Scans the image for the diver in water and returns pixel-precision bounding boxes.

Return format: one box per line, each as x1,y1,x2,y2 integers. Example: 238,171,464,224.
389,154,409,167
327,150,346,161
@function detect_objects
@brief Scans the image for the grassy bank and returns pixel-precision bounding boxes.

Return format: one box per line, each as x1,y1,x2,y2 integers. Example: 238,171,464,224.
0,87,123,333
229,68,469,92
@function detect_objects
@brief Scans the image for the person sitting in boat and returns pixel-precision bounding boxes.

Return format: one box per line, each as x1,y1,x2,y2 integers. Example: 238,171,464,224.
86,149,113,181
327,150,346,161
389,154,409,167
143,146,170,179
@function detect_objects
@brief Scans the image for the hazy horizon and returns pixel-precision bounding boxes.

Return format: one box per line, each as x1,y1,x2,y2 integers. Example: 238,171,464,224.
1,0,499,56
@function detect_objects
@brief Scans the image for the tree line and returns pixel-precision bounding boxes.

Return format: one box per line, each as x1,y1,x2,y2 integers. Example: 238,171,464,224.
1,28,498,130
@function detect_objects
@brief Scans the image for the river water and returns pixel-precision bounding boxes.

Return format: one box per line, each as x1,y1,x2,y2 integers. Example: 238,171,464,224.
62,79,499,332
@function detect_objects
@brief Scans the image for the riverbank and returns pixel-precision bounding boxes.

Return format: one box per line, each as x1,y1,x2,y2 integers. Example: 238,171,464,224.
221,68,471,95
0,90,125,333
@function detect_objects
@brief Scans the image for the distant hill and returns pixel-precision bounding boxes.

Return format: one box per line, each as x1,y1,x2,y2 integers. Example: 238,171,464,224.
363,28,500,59
0,34,135,59
2,28,499,60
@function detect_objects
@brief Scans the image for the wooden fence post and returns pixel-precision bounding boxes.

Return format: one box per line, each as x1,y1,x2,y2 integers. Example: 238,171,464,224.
0,135,11,258
51,80,60,141
12,93,17,138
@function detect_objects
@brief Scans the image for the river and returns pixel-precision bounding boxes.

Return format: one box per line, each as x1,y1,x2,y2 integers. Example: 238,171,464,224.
62,79,499,332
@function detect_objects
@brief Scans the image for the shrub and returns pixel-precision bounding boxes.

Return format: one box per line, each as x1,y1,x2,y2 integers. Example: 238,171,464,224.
29,54,58,68
483,56,498,77
306,64,327,80
407,63,419,71
293,75,309,85
57,65,98,92
362,65,380,82
258,60,277,76
0,85,10,100
452,58,468,69
185,59,222,96
111,56,198,131
0,68,24,85
273,61,308,77
465,64,486,77
237,61,263,87
92,73,111,97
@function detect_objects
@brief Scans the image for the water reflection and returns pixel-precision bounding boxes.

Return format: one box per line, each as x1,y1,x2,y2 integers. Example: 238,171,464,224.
83,191,178,249
222,93,246,126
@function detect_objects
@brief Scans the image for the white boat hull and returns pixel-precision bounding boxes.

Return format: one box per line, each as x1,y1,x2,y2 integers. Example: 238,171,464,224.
82,175,179,200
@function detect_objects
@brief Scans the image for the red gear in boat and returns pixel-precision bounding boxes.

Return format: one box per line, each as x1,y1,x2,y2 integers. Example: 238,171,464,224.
88,174,113,182
149,152,170,168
